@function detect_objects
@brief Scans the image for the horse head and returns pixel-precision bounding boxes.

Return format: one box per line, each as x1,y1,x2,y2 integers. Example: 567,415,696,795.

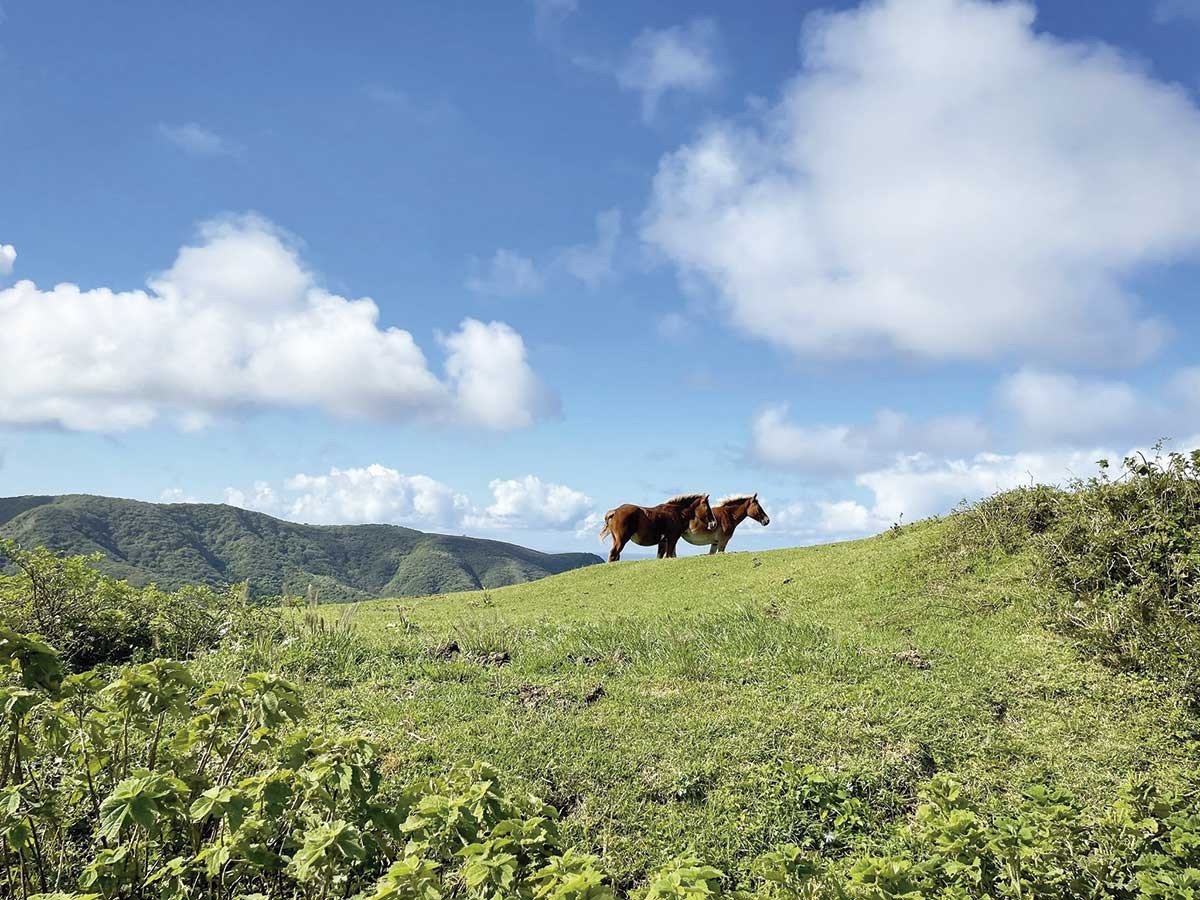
747,493,770,527
692,494,716,531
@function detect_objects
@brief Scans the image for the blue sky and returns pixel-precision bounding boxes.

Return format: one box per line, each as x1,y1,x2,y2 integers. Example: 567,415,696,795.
3,0,1200,556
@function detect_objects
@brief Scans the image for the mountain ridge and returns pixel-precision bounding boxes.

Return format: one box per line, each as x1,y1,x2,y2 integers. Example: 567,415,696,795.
0,494,601,601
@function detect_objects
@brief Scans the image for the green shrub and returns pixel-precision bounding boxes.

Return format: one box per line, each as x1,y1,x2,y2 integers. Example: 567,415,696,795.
939,484,1064,569
846,776,1200,899
0,542,151,670
3,627,1200,898
1037,449,1200,697
0,540,280,671
0,626,625,899
937,447,1200,701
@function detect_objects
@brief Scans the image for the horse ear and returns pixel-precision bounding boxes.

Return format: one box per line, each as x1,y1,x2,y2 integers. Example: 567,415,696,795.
753,493,758,500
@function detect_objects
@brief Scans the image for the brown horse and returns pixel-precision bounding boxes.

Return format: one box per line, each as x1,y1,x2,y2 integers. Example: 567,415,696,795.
599,494,715,562
682,493,770,554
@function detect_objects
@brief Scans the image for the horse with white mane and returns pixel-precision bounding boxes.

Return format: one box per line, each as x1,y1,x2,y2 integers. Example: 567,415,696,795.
682,493,770,553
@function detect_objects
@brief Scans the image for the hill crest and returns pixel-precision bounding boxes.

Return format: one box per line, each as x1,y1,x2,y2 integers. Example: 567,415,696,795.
0,493,600,601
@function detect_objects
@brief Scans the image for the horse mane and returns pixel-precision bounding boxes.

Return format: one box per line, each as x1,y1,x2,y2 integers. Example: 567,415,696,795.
664,493,706,506
715,494,754,508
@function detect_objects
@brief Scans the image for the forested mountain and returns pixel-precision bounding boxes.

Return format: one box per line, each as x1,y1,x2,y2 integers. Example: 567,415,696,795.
0,494,600,601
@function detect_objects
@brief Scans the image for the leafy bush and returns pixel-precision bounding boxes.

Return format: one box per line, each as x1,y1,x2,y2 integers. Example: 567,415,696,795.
3,627,1200,898
1038,449,1200,696
0,540,280,670
846,775,1200,899
937,447,1200,700
939,484,1064,569
0,627,619,899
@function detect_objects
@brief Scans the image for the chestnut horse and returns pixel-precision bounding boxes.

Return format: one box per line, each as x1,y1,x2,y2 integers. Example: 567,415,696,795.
599,493,715,562
682,493,770,554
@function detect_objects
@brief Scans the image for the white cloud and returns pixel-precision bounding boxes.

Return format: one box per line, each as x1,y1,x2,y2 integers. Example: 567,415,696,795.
441,319,559,429
557,209,622,287
225,465,593,533
575,510,605,539
758,433,1200,542
1173,368,1200,407
469,207,623,297
0,244,14,276
817,499,879,534
618,18,721,121
857,448,1110,525
749,405,987,474
0,214,555,431
466,474,594,530
157,122,242,158
285,467,468,528
1153,0,1200,24
998,367,1200,445
223,481,279,514
466,249,544,296
643,0,1200,364
724,497,880,542
999,369,1143,443
657,311,694,340
760,500,806,533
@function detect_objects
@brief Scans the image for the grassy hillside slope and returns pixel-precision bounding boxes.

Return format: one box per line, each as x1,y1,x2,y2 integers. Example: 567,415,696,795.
0,494,600,600
234,520,1198,887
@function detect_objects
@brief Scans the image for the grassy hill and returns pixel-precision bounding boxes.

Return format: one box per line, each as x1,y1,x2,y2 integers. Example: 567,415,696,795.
222,518,1198,886
0,493,600,600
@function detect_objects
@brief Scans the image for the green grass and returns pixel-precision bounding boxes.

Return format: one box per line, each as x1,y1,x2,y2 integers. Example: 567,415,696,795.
202,520,1200,887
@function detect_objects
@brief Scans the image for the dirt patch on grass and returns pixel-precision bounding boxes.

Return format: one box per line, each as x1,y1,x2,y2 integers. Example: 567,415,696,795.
894,648,931,670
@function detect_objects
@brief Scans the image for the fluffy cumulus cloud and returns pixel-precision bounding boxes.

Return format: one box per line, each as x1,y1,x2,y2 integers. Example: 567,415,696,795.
157,122,242,158
765,447,1108,540
857,447,1111,525
225,465,469,529
999,369,1142,443
749,375,1200,539
817,500,878,534
225,465,593,532
618,18,721,121
643,0,1200,364
0,244,14,276
0,215,555,431
998,367,1200,445
442,319,559,429
465,475,593,530
750,405,987,474
805,436,1199,538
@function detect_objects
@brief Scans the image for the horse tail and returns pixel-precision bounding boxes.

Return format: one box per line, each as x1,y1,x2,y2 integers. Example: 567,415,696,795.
598,508,615,542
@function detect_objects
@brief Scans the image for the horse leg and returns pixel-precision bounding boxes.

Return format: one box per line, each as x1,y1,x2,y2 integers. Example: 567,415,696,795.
657,539,667,559
708,542,718,555
666,536,680,558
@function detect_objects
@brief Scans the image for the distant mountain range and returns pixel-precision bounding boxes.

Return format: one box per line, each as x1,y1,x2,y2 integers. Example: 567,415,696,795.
0,494,601,602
